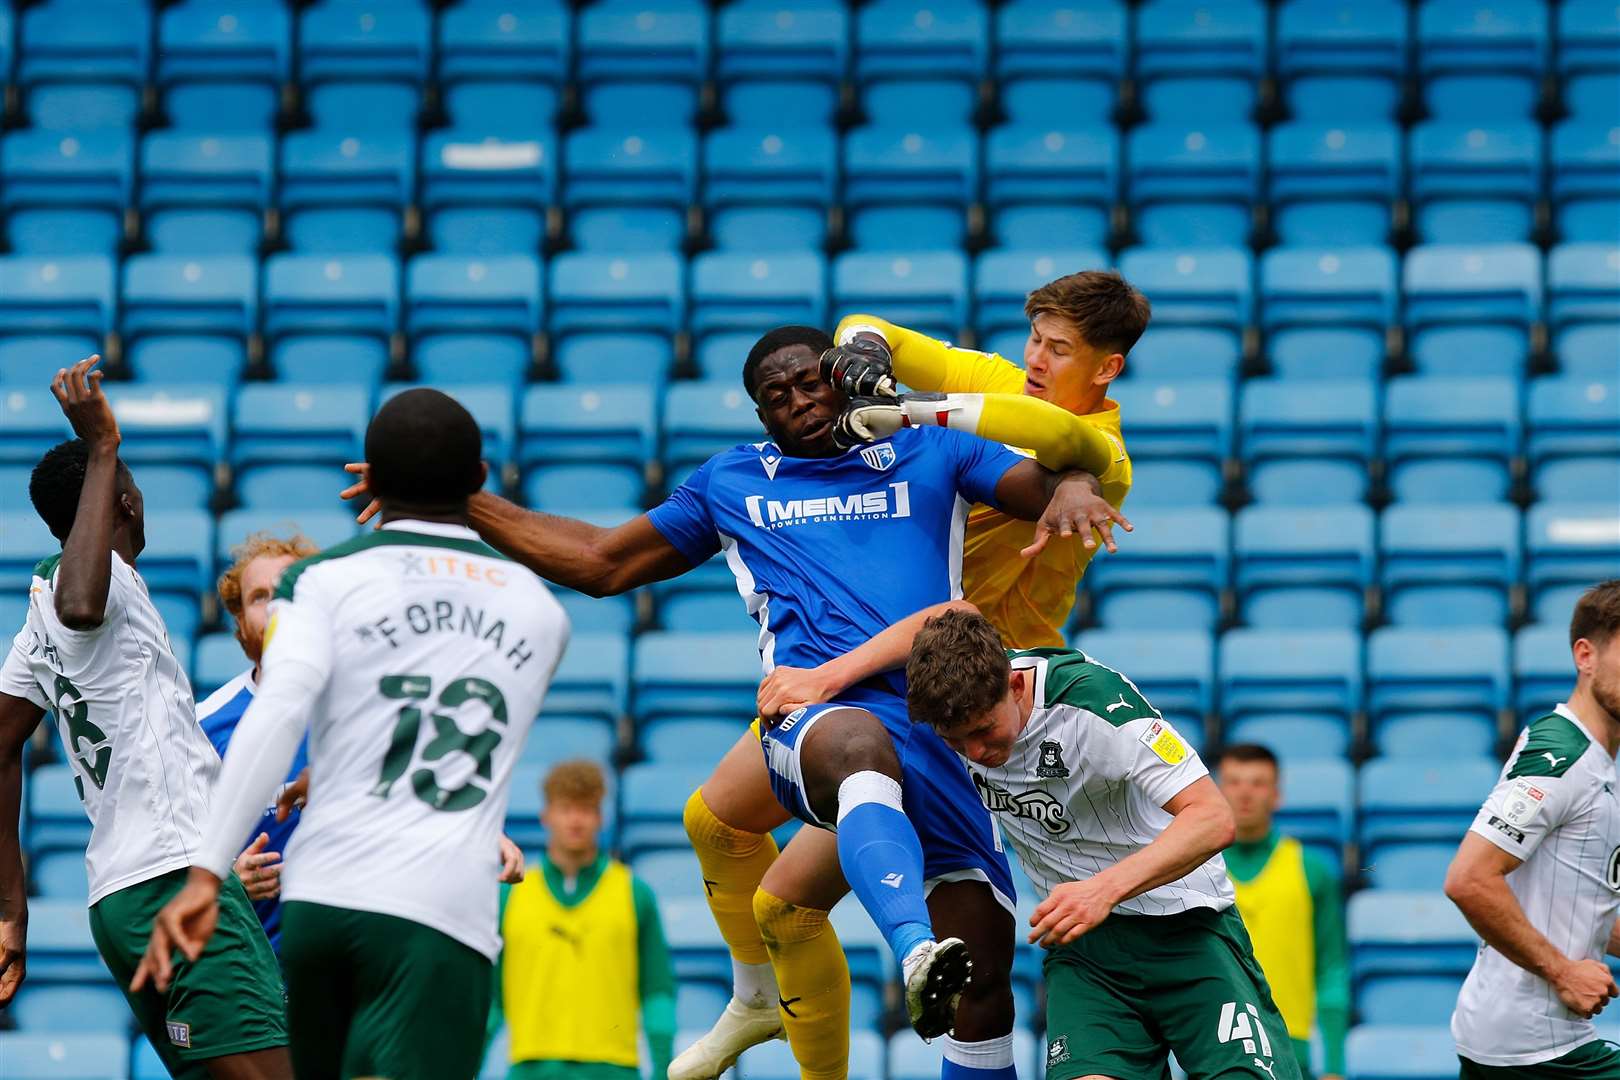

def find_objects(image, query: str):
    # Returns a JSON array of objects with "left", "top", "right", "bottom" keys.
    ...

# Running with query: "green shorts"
[
  {"left": 90, "top": 868, "right": 287, "bottom": 1076},
  {"left": 1042, "top": 905, "right": 1302, "bottom": 1080},
  {"left": 1461, "top": 1040, "right": 1620, "bottom": 1079},
  {"left": 281, "top": 900, "right": 492, "bottom": 1080}
]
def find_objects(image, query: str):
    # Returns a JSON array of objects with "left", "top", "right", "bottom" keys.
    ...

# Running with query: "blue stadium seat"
[
  {"left": 551, "top": 579, "right": 638, "bottom": 636},
  {"left": 1260, "top": 247, "right": 1396, "bottom": 381},
  {"left": 563, "top": 127, "right": 695, "bottom": 251},
  {"left": 10, "top": 983, "right": 130, "bottom": 1035},
  {"left": 1514, "top": 623, "right": 1574, "bottom": 721},
  {"left": 0, "top": 511, "right": 58, "bottom": 595},
  {"left": 1383, "top": 376, "right": 1520, "bottom": 503},
  {"left": 1527, "top": 503, "right": 1620, "bottom": 624},
  {"left": 631, "top": 632, "right": 760, "bottom": 730},
  {"left": 1380, "top": 504, "right": 1522, "bottom": 628},
  {"left": 1083, "top": 507, "right": 1227, "bottom": 630},
  {"left": 25, "top": 765, "right": 91, "bottom": 859},
  {"left": 1266, "top": 124, "right": 1402, "bottom": 247},
  {"left": 673, "top": 979, "right": 731, "bottom": 1033},
  {"left": 279, "top": 130, "right": 414, "bottom": 254},
  {"left": 138, "top": 510, "right": 214, "bottom": 601},
  {"left": 138, "top": 132, "right": 273, "bottom": 255},
  {"left": 230, "top": 383, "right": 370, "bottom": 509},
  {"left": 744, "top": 1031, "right": 884, "bottom": 1080},
  {"left": 1551, "top": 122, "right": 1620, "bottom": 245},
  {"left": 1275, "top": 1, "right": 1407, "bottom": 122},
  {"left": 575, "top": 0, "right": 708, "bottom": 126},
  {"left": 214, "top": 508, "right": 355, "bottom": 572},
  {"left": 1107, "top": 380, "right": 1232, "bottom": 505},
  {"left": 631, "top": 848, "right": 707, "bottom": 907},
  {"left": 1233, "top": 504, "right": 1375, "bottom": 629},
  {"left": 1360, "top": 756, "right": 1501, "bottom": 881},
  {"left": 854, "top": 0, "right": 988, "bottom": 127},
  {"left": 297, "top": 2, "right": 430, "bottom": 131},
  {"left": 620, "top": 760, "right": 715, "bottom": 855},
  {"left": 1345, "top": 1025, "right": 1459, "bottom": 1080},
  {"left": 27, "top": 896, "right": 110, "bottom": 985},
  {"left": 156, "top": 2, "right": 290, "bottom": 132},
  {"left": 715, "top": 1, "right": 847, "bottom": 127},
  {"left": 1547, "top": 243, "right": 1620, "bottom": 376},
  {"left": 640, "top": 718, "right": 750, "bottom": 764},
  {"left": 1528, "top": 375, "right": 1620, "bottom": 501},
  {"left": 1348, "top": 892, "right": 1477, "bottom": 1023},
  {"left": 535, "top": 631, "right": 630, "bottom": 728},
  {"left": 1116, "top": 248, "right": 1252, "bottom": 381},
  {"left": 701, "top": 127, "right": 838, "bottom": 252},
  {"left": 547, "top": 252, "right": 685, "bottom": 385},
  {"left": 1557, "top": 1, "right": 1620, "bottom": 121},
  {"left": 690, "top": 252, "right": 827, "bottom": 380},
  {"left": 132, "top": 1036, "right": 170, "bottom": 1080},
  {"left": 1403, "top": 244, "right": 1541, "bottom": 377},
  {"left": 1219, "top": 629, "right": 1362, "bottom": 762},
  {"left": 18, "top": 2, "right": 149, "bottom": 130},
  {"left": 405, "top": 255, "right": 542, "bottom": 388},
  {"left": 104, "top": 382, "right": 227, "bottom": 503},
  {"left": 1072, "top": 630, "right": 1214, "bottom": 747},
  {"left": 436, "top": 0, "right": 568, "bottom": 133},
  {"left": 518, "top": 383, "right": 655, "bottom": 511},
  {"left": 1411, "top": 122, "right": 1542, "bottom": 244},
  {"left": 1417, "top": 0, "right": 1548, "bottom": 121},
  {"left": 665, "top": 899, "right": 736, "bottom": 984},
  {"left": 0, "top": 129, "right": 133, "bottom": 255},
  {"left": 262, "top": 254, "right": 400, "bottom": 388},
  {"left": 119, "top": 255, "right": 257, "bottom": 386},
  {"left": 193, "top": 631, "right": 249, "bottom": 700},
  {"left": 1367, "top": 627, "right": 1510, "bottom": 757},
  {"left": 420, "top": 132, "right": 556, "bottom": 256},
  {"left": 1134, "top": 0, "right": 1265, "bottom": 121},
  {"left": 28, "top": 850, "right": 87, "bottom": 902},
  {"left": 974, "top": 249, "right": 1109, "bottom": 360},
  {"left": 994, "top": 0, "right": 1125, "bottom": 125},
  {"left": 985, "top": 126, "right": 1116, "bottom": 250},
  {"left": 832, "top": 251, "right": 969, "bottom": 343},
  {"left": 844, "top": 125, "right": 978, "bottom": 251},
  {"left": 1240, "top": 377, "right": 1376, "bottom": 504},
  {"left": 662, "top": 380, "right": 762, "bottom": 483},
  {"left": 516, "top": 716, "right": 617, "bottom": 769},
  {"left": 0, "top": 6, "right": 10, "bottom": 88},
  {"left": 1126, "top": 124, "right": 1260, "bottom": 249},
  {"left": 0, "top": 255, "right": 114, "bottom": 385},
  {"left": 0, "top": 1033, "right": 130, "bottom": 1080}
]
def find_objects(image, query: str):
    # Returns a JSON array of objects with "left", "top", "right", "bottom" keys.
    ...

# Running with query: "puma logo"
[
  {"left": 1541, "top": 752, "right": 1568, "bottom": 769},
  {"left": 1254, "top": 1061, "right": 1275, "bottom": 1078},
  {"left": 779, "top": 995, "right": 802, "bottom": 1018},
  {"left": 1105, "top": 694, "right": 1132, "bottom": 714}
]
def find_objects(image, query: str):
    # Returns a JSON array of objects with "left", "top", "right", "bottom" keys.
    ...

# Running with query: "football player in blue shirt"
[{"left": 342, "top": 326, "right": 1119, "bottom": 1069}]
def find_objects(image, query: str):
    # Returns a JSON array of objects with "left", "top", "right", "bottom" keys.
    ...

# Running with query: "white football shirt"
[
  {"left": 1453, "top": 705, "right": 1620, "bottom": 1067},
  {"left": 1, "top": 552, "right": 216, "bottom": 904}
]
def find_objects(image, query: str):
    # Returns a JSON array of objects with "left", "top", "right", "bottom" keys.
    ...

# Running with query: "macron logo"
[
  {"left": 745, "top": 481, "right": 911, "bottom": 530},
  {"left": 880, "top": 873, "right": 905, "bottom": 889}
]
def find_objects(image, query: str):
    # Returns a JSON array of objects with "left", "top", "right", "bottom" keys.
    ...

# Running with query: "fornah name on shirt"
[{"left": 351, "top": 599, "right": 538, "bottom": 672}]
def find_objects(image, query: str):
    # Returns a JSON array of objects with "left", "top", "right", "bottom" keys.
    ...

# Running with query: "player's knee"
[
  {"left": 752, "top": 887, "right": 831, "bottom": 948},
  {"left": 684, "top": 787, "right": 764, "bottom": 855}
]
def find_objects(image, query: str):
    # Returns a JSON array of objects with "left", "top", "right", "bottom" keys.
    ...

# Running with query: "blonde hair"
[
  {"left": 544, "top": 759, "right": 607, "bottom": 808},
  {"left": 217, "top": 532, "right": 320, "bottom": 617}
]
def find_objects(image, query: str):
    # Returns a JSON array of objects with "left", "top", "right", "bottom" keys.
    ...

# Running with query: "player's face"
[
  {"left": 752, "top": 346, "right": 846, "bottom": 457},
  {"left": 1217, "top": 759, "right": 1280, "bottom": 838},
  {"left": 1021, "top": 313, "right": 1115, "bottom": 413},
  {"left": 1580, "top": 632, "right": 1620, "bottom": 723},
  {"left": 543, "top": 798, "right": 602, "bottom": 859},
  {"left": 940, "top": 693, "right": 1023, "bottom": 769},
  {"left": 234, "top": 554, "right": 299, "bottom": 664}
]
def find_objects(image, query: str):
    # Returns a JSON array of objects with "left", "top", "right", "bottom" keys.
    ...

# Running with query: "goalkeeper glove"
[
  {"left": 820, "top": 335, "right": 897, "bottom": 399},
  {"left": 831, "top": 392, "right": 957, "bottom": 449}
]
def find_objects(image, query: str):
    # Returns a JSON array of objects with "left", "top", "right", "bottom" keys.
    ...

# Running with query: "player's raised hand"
[
  {"left": 233, "top": 833, "right": 283, "bottom": 901},
  {"left": 276, "top": 767, "right": 309, "bottom": 822},
  {"left": 341, "top": 462, "right": 383, "bottom": 526},
  {"left": 131, "top": 869, "right": 223, "bottom": 994},
  {"left": 1552, "top": 957, "right": 1619, "bottom": 1018},
  {"left": 820, "top": 335, "right": 897, "bottom": 399},
  {"left": 1021, "top": 474, "right": 1133, "bottom": 559},
  {"left": 50, "top": 355, "right": 121, "bottom": 449},
  {"left": 1028, "top": 877, "right": 1118, "bottom": 948},
  {"left": 831, "top": 397, "right": 904, "bottom": 449},
  {"left": 0, "top": 908, "right": 26, "bottom": 1007},
  {"left": 497, "top": 835, "right": 525, "bottom": 883},
  {"left": 757, "top": 665, "right": 842, "bottom": 720}
]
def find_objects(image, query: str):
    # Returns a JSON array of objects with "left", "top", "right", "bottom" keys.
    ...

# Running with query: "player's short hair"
[
  {"left": 1024, "top": 270, "right": 1152, "bottom": 357},
  {"left": 29, "top": 438, "right": 133, "bottom": 542},
  {"left": 1214, "top": 743, "right": 1280, "bottom": 774},
  {"left": 1571, "top": 580, "right": 1620, "bottom": 649},
  {"left": 218, "top": 532, "right": 321, "bottom": 618},
  {"left": 544, "top": 759, "right": 607, "bottom": 808},
  {"left": 365, "top": 389, "right": 484, "bottom": 508},
  {"left": 907, "top": 609, "right": 1013, "bottom": 732},
  {"left": 743, "top": 325, "right": 834, "bottom": 402}
]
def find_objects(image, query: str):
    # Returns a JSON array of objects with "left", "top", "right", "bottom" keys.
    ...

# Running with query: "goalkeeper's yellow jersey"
[{"left": 836, "top": 316, "right": 1132, "bottom": 649}]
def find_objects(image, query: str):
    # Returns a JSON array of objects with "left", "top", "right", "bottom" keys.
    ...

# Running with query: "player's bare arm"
[
  {"left": 1446, "top": 832, "right": 1620, "bottom": 1018},
  {"left": 1028, "top": 776, "right": 1236, "bottom": 948},
  {"left": 0, "top": 692, "right": 45, "bottom": 1007},
  {"left": 48, "top": 356, "right": 123, "bottom": 630},
  {"left": 994, "top": 462, "right": 1132, "bottom": 557}
]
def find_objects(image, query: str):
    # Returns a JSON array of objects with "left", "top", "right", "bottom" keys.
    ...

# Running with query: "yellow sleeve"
[
  {"left": 836, "top": 314, "right": 1026, "bottom": 395},
  {"left": 976, "top": 394, "right": 1126, "bottom": 477}
]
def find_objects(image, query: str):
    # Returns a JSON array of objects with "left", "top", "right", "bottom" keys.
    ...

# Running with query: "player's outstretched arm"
[
  {"left": 834, "top": 315, "right": 1023, "bottom": 395},
  {"left": 993, "top": 463, "right": 1133, "bottom": 558},
  {"left": 1446, "top": 833, "right": 1619, "bottom": 1018},
  {"left": 466, "top": 493, "right": 694, "bottom": 597},
  {"left": 49, "top": 356, "right": 122, "bottom": 630},
  {"left": 0, "top": 692, "right": 44, "bottom": 1007}
]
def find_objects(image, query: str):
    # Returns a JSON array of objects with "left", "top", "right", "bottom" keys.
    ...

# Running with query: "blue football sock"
[
  {"left": 835, "top": 771, "right": 934, "bottom": 966},
  {"left": 943, "top": 1034, "right": 1018, "bottom": 1080}
]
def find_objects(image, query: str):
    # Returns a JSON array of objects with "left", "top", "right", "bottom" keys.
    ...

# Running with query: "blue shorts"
[{"left": 760, "top": 685, "right": 1016, "bottom": 912}]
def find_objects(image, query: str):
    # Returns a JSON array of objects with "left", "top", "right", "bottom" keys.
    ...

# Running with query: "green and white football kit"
[
  {"left": 964, "top": 647, "right": 1298, "bottom": 1080},
  {"left": 1, "top": 552, "right": 287, "bottom": 1076},
  {"left": 195, "top": 520, "right": 569, "bottom": 1080},
  {"left": 1454, "top": 706, "right": 1620, "bottom": 1078}
]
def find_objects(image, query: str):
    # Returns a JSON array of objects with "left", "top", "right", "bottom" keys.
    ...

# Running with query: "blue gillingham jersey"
[
  {"left": 647, "top": 426, "right": 1025, "bottom": 692},
  {"left": 197, "top": 668, "right": 308, "bottom": 953}
]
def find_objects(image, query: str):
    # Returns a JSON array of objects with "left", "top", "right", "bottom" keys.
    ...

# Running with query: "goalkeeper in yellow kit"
[{"left": 673, "top": 270, "right": 1146, "bottom": 1080}]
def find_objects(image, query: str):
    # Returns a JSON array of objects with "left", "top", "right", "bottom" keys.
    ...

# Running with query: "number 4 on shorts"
[{"left": 1216, "top": 1001, "right": 1273, "bottom": 1059}]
